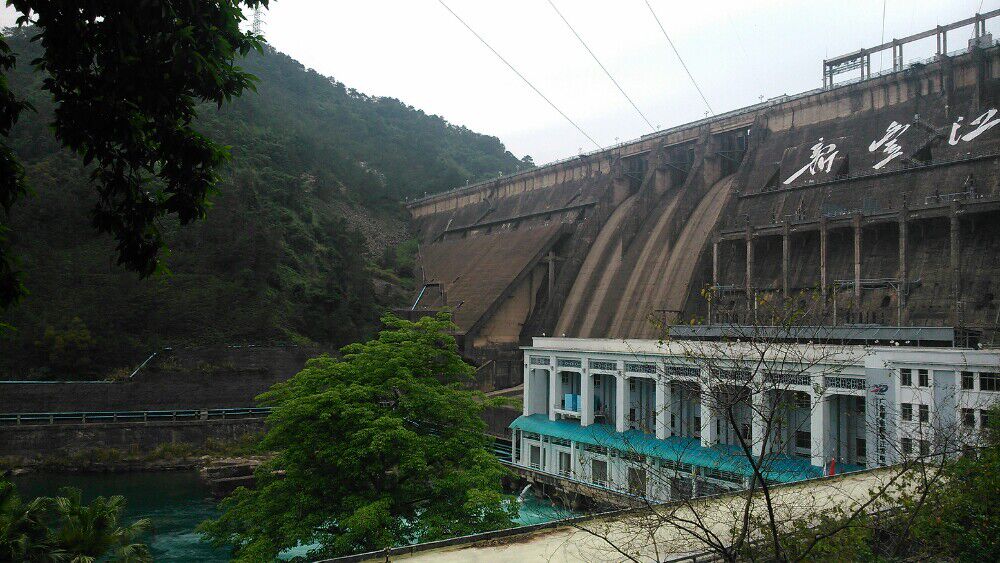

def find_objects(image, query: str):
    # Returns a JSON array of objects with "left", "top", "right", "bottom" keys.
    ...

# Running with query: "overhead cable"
[
  {"left": 546, "top": 0, "right": 656, "bottom": 132},
  {"left": 438, "top": 0, "right": 602, "bottom": 149},
  {"left": 643, "top": 0, "right": 715, "bottom": 115}
]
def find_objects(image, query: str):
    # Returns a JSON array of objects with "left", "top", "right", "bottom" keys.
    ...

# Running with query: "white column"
[
  {"left": 701, "top": 383, "right": 718, "bottom": 448},
  {"left": 811, "top": 393, "right": 832, "bottom": 469},
  {"left": 570, "top": 441, "right": 578, "bottom": 478},
  {"left": 655, "top": 378, "right": 672, "bottom": 439},
  {"left": 522, "top": 363, "right": 531, "bottom": 416},
  {"left": 581, "top": 369, "right": 594, "bottom": 427},
  {"left": 616, "top": 373, "right": 627, "bottom": 433},
  {"left": 549, "top": 369, "right": 559, "bottom": 421},
  {"left": 751, "top": 389, "right": 771, "bottom": 458}
]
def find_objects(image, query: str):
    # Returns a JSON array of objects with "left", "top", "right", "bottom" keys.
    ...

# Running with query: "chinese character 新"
[{"left": 783, "top": 138, "right": 839, "bottom": 185}]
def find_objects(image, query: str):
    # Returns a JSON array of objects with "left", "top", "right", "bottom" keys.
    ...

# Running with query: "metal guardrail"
[{"left": 0, "top": 407, "right": 272, "bottom": 426}]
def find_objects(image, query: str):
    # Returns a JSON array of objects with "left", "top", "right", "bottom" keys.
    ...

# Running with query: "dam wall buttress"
[{"left": 407, "top": 44, "right": 1000, "bottom": 389}]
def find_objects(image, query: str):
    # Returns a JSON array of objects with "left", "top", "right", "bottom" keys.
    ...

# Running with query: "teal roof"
[{"left": 510, "top": 414, "right": 862, "bottom": 484}]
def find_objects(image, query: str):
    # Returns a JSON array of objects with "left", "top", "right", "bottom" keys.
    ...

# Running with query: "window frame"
[
  {"left": 918, "top": 369, "right": 929, "bottom": 387},
  {"left": 961, "top": 371, "right": 975, "bottom": 390},
  {"left": 900, "top": 402, "right": 912, "bottom": 421},
  {"left": 558, "top": 451, "right": 572, "bottom": 477},
  {"left": 980, "top": 372, "right": 999, "bottom": 392},
  {"left": 795, "top": 430, "right": 811, "bottom": 450},
  {"left": 962, "top": 408, "right": 976, "bottom": 427},
  {"left": 918, "top": 404, "right": 929, "bottom": 423},
  {"left": 591, "top": 459, "right": 608, "bottom": 486},
  {"left": 900, "top": 368, "right": 912, "bottom": 386}
]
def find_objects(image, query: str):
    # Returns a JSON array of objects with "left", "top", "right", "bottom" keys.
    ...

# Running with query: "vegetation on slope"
[
  {"left": 0, "top": 32, "right": 530, "bottom": 379},
  {"left": 199, "top": 314, "right": 516, "bottom": 561}
]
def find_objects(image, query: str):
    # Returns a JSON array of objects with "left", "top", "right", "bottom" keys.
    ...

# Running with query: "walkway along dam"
[{"left": 405, "top": 15, "right": 1000, "bottom": 389}]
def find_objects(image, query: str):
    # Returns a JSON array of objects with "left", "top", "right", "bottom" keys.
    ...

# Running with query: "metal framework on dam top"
[{"left": 823, "top": 9, "right": 1000, "bottom": 87}]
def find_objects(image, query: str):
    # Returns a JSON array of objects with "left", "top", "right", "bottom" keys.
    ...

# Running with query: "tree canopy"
[
  {"left": 0, "top": 1, "right": 270, "bottom": 310},
  {"left": 199, "top": 314, "right": 516, "bottom": 560},
  {"left": 0, "top": 26, "right": 530, "bottom": 379},
  {"left": 0, "top": 477, "right": 151, "bottom": 562}
]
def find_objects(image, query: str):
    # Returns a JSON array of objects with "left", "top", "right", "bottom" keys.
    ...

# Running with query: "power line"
[
  {"left": 437, "top": 0, "right": 602, "bottom": 149},
  {"left": 879, "top": 0, "right": 887, "bottom": 71},
  {"left": 643, "top": 0, "right": 714, "bottom": 115},
  {"left": 546, "top": 0, "right": 655, "bottom": 132}
]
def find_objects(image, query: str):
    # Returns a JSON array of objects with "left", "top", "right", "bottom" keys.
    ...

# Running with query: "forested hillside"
[{"left": 0, "top": 30, "right": 530, "bottom": 379}]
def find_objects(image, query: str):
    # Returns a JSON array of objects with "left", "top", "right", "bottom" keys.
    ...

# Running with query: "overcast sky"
[
  {"left": 3, "top": 1, "right": 997, "bottom": 164},
  {"left": 261, "top": 0, "right": 996, "bottom": 163}
]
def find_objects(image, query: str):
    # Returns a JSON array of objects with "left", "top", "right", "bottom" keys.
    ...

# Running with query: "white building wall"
[{"left": 517, "top": 340, "right": 1000, "bottom": 479}]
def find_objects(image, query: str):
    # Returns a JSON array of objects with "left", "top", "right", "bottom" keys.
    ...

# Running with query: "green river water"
[{"left": 12, "top": 470, "right": 576, "bottom": 562}]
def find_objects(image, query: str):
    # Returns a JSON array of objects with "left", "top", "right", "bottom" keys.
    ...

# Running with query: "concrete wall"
[
  {"left": 0, "top": 419, "right": 264, "bottom": 459},
  {"left": 407, "top": 45, "right": 1000, "bottom": 373},
  {"left": 0, "top": 346, "right": 320, "bottom": 413}
]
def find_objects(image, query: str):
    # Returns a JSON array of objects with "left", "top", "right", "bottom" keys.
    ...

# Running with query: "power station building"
[{"left": 508, "top": 334, "right": 1000, "bottom": 500}]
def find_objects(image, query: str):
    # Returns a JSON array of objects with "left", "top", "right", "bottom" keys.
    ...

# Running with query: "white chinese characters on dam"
[
  {"left": 783, "top": 138, "right": 839, "bottom": 185},
  {"left": 786, "top": 110, "right": 999, "bottom": 184},
  {"left": 869, "top": 121, "right": 910, "bottom": 169},
  {"left": 949, "top": 109, "right": 1000, "bottom": 145}
]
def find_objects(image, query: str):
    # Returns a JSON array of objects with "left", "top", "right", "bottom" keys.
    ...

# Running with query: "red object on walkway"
[{"left": 828, "top": 457, "right": 836, "bottom": 476}]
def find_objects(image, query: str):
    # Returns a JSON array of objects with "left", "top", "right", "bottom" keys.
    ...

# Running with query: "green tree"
[
  {"left": 199, "top": 313, "right": 516, "bottom": 560},
  {"left": 907, "top": 404, "right": 1000, "bottom": 561},
  {"left": 48, "top": 487, "right": 152, "bottom": 562},
  {"left": 36, "top": 316, "right": 98, "bottom": 376},
  {"left": 1, "top": 477, "right": 151, "bottom": 562},
  {"left": 0, "top": 31, "right": 529, "bottom": 379},
  {"left": 0, "top": 479, "right": 55, "bottom": 561},
  {"left": 0, "top": 0, "right": 269, "bottom": 310}
]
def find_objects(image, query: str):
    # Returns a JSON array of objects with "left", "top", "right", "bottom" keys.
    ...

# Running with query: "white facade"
[{"left": 512, "top": 337, "right": 1000, "bottom": 500}]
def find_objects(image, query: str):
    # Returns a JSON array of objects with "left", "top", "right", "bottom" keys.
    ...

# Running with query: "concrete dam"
[{"left": 406, "top": 23, "right": 1000, "bottom": 389}]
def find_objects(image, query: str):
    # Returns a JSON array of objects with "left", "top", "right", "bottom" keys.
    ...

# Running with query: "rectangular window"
[
  {"left": 901, "top": 437, "right": 912, "bottom": 455},
  {"left": 627, "top": 467, "right": 647, "bottom": 496},
  {"left": 919, "top": 404, "right": 929, "bottom": 423},
  {"left": 796, "top": 430, "right": 811, "bottom": 449},
  {"left": 529, "top": 446, "right": 541, "bottom": 469},
  {"left": 591, "top": 459, "right": 608, "bottom": 486},
  {"left": 856, "top": 438, "right": 867, "bottom": 458},
  {"left": 900, "top": 368, "right": 912, "bottom": 386},
  {"left": 962, "top": 371, "right": 975, "bottom": 390},
  {"left": 919, "top": 440, "right": 930, "bottom": 456},
  {"left": 963, "top": 408, "right": 976, "bottom": 427},
  {"left": 558, "top": 451, "right": 571, "bottom": 477},
  {"left": 918, "top": 369, "right": 929, "bottom": 387},
  {"left": 901, "top": 403, "right": 912, "bottom": 421},
  {"left": 982, "top": 409, "right": 992, "bottom": 428},
  {"left": 981, "top": 372, "right": 999, "bottom": 392}
]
